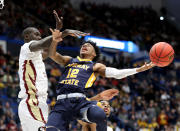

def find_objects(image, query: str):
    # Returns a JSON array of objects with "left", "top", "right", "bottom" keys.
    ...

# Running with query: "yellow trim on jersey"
[
  {"left": 86, "top": 98, "right": 91, "bottom": 101},
  {"left": 85, "top": 72, "right": 96, "bottom": 88},
  {"left": 77, "top": 56, "right": 92, "bottom": 62},
  {"left": 97, "top": 101, "right": 102, "bottom": 108}
]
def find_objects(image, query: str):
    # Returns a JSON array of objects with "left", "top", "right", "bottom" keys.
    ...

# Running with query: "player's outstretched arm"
[
  {"left": 89, "top": 89, "right": 119, "bottom": 101},
  {"left": 93, "top": 62, "right": 155, "bottom": 79},
  {"left": 29, "top": 29, "right": 89, "bottom": 53}
]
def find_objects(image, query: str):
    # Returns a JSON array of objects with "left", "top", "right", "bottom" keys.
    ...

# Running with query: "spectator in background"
[
  {"left": 5, "top": 111, "right": 14, "bottom": 124},
  {"left": 2, "top": 66, "right": 13, "bottom": 85},
  {"left": 113, "top": 122, "right": 121, "bottom": 131},
  {"left": 0, "top": 57, "right": 6, "bottom": 69},
  {"left": 146, "top": 100, "right": 156, "bottom": 121},
  {"left": 50, "top": 97, "right": 56, "bottom": 109},
  {"left": 0, "top": 119, "right": 6, "bottom": 131},
  {"left": 122, "top": 83, "right": 130, "bottom": 94},
  {"left": 161, "top": 91, "right": 170, "bottom": 101},
  {"left": 128, "top": 114, "right": 138, "bottom": 131},
  {"left": 50, "top": 66, "right": 62, "bottom": 79},
  {"left": 6, "top": 119, "right": 18, "bottom": 131},
  {"left": 0, "top": 100, "right": 4, "bottom": 118},
  {"left": 3, "top": 102, "right": 14, "bottom": 117},
  {"left": 168, "top": 108, "right": 178, "bottom": 125},
  {"left": 0, "top": 78, "right": 5, "bottom": 91},
  {"left": 157, "top": 110, "right": 168, "bottom": 130},
  {"left": 148, "top": 117, "right": 159, "bottom": 131},
  {"left": 174, "top": 119, "right": 180, "bottom": 131},
  {"left": 7, "top": 84, "right": 18, "bottom": 99}
]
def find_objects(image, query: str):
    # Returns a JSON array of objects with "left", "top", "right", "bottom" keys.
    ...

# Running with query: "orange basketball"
[{"left": 149, "top": 42, "right": 174, "bottom": 67}]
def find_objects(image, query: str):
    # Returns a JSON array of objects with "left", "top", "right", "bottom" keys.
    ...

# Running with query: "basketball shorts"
[{"left": 18, "top": 98, "right": 48, "bottom": 131}]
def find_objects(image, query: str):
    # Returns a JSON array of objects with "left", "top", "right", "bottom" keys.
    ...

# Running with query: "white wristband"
[{"left": 105, "top": 67, "right": 137, "bottom": 79}]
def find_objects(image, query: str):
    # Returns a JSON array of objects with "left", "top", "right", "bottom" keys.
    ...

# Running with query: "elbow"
[{"left": 48, "top": 52, "right": 55, "bottom": 58}]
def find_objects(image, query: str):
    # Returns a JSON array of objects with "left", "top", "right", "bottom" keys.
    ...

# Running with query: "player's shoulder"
[
  {"left": 93, "top": 63, "right": 105, "bottom": 68},
  {"left": 93, "top": 62, "right": 106, "bottom": 72},
  {"left": 22, "top": 40, "right": 37, "bottom": 49},
  {"left": 21, "top": 40, "right": 38, "bottom": 53}
]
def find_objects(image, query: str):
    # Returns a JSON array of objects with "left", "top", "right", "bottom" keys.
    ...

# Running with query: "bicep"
[
  {"left": 93, "top": 63, "right": 106, "bottom": 77},
  {"left": 29, "top": 41, "right": 43, "bottom": 52},
  {"left": 50, "top": 52, "right": 71, "bottom": 66}
]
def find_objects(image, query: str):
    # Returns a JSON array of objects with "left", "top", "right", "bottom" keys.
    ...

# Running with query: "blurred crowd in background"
[{"left": 0, "top": 0, "right": 180, "bottom": 131}]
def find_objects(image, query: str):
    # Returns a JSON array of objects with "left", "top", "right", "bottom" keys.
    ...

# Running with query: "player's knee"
[{"left": 87, "top": 106, "right": 106, "bottom": 123}]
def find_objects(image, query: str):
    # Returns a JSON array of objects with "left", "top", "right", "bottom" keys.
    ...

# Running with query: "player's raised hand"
[
  {"left": 53, "top": 10, "right": 63, "bottom": 30},
  {"left": 136, "top": 62, "right": 156, "bottom": 72},
  {"left": 62, "top": 29, "right": 90, "bottom": 38},
  {"left": 49, "top": 28, "right": 62, "bottom": 43},
  {"left": 99, "top": 89, "right": 119, "bottom": 101}
]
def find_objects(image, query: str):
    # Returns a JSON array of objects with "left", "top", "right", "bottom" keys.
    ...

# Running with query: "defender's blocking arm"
[{"left": 48, "top": 29, "right": 90, "bottom": 66}]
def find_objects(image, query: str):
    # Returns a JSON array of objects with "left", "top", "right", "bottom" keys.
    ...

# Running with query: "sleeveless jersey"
[
  {"left": 18, "top": 41, "right": 48, "bottom": 100},
  {"left": 56, "top": 56, "right": 96, "bottom": 95}
]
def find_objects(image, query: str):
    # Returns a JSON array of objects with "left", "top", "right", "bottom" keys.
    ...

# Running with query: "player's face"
[
  {"left": 30, "top": 28, "right": 42, "bottom": 41},
  {"left": 100, "top": 101, "right": 111, "bottom": 116},
  {"left": 80, "top": 43, "right": 96, "bottom": 57}
]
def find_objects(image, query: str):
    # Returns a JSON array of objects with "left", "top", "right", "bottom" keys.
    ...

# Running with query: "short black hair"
[
  {"left": 82, "top": 40, "right": 100, "bottom": 62},
  {"left": 22, "top": 27, "right": 36, "bottom": 38}
]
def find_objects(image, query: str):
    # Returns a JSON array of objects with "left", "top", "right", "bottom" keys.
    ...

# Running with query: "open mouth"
[
  {"left": 104, "top": 108, "right": 109, "bottom": 112},
  {"left": 82, "top": 48, "right": 88, "bottom": 52}
]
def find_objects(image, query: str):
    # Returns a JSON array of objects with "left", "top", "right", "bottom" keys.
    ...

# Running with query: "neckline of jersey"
[{"left": 77, "top": 56, "right": 92, "bottom": 62}]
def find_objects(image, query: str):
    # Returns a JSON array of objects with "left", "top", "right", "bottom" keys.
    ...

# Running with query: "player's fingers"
[
  {"left": 53, "top": 10, "right": 61, "bottom": 20},
  {"left": 73, "top": 33, "right": 81, "bottom": 37},
  {"left": 53, "top": 10, "right": 56, "bottom": 14},
  {"left": 49, "top": 28, "right": 54, "bottom": 33},
  {"left": 79, "top": 32, "right": 90, "bottom": 36},
  {"left": 53, "top": 10, "right": 58, "bottom": 16},
  {"left": 150, "top": 62, "right": 156, "bottom": 67},
  {"left": 110, "top": 89, "right": 119, "bottom": 93},
  {"left": 54, "top": 29, "right": 60, "bottom": 33}
]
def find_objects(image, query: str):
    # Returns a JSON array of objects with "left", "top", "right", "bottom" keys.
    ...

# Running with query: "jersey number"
[{"left": 66, "top": 68, "right": 79, "bottom": 78}]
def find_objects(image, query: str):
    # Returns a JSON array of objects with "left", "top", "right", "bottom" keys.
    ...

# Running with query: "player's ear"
[
  {"left": 24, "top": 35, "right": 29, "bottom": 40},
  {"left": 24, "top": 34, "right": 30, "bottom": 41}
]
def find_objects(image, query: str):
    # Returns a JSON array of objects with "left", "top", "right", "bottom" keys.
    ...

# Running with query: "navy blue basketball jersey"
[{"left": 56, "top": 56, "right": 96, "bottom": 95}]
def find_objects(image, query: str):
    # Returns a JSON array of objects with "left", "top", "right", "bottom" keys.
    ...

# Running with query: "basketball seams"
[
  {"left": 159, "top": 50, "right": 174, "bottom": 58},
  {"left": 154, "top": 44, "right": 159, "bottom": 58},
  {"left": 150, "top": 45, "right": 158, "bottom": 59},
  {"left": 151, "top": 60, "right": 163, "bottom": 67},
  {"left": 156, "top": 43, "right": 166, "bottom": 64}
]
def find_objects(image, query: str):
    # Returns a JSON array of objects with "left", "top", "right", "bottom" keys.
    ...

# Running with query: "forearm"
[
  {"left": 38, "top": 36, "right": 52, "bottom": 49},
  {"left": 29, "top": 36, "right": 52, "bottom": 52},
  {"left": 89, "top": 94, "right": 101, "bottom": 101},
  {"left": 105, "top": 67, "right": 137, "bottom": 79},
  {"left": 61, "top": 29, "right": 70, "bottom": 38},
  {"left": 48, "top": 40, "right": 58, "bottom": 57}
]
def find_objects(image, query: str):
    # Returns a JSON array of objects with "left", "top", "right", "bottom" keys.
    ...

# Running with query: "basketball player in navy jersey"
[{"left": 46, "top": 29, "right": 155, "bottom": 131}]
